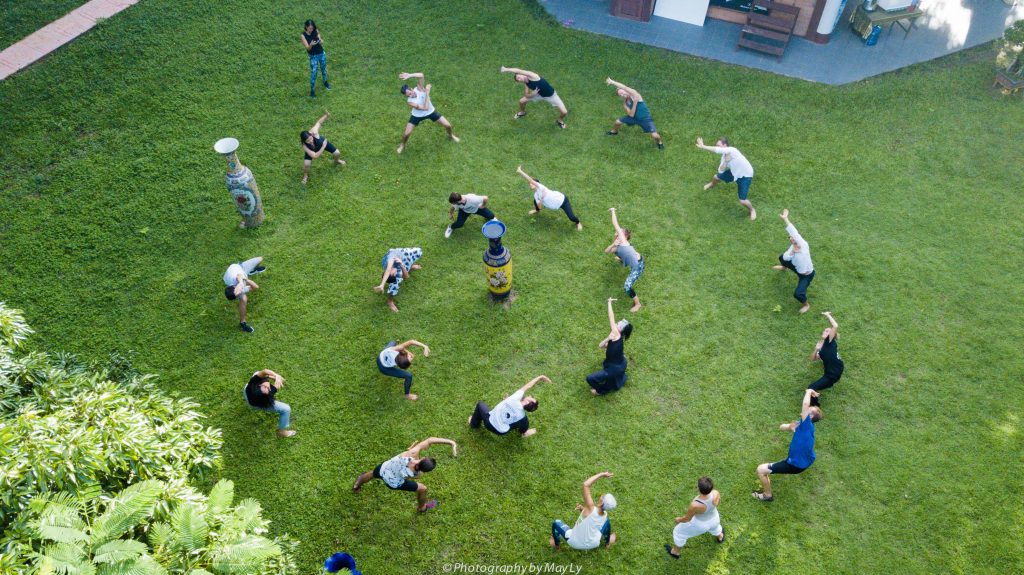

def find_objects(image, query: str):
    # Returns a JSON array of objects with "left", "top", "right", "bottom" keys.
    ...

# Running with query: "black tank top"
[
  {"left": 303, "top": 31, "right": 324, "bottom": 55},
  {"left": 526, "top": 77, "right": 554, "bottom": 98},
  {"left": 819, "top": 338, "right": 844, "bottom": 377}
]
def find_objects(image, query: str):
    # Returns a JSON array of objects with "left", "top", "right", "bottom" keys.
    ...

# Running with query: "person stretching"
[
  {"left": 665, "top": 476, "right": 724, "bottom": 558},
  {"left": 397, "top": 72, "right": 459, "bottom": 154},
  {"left": 753, "top": 388, "right": 821, "bottom": 502},
  {"left": 772, "top": 209, "right": 815, "bottom": 313},
  {"left": 243, "top": 369, "right": 295, "bottom": 438},
  {"left": 587, "top": 297, "right": 633, "bottom": 395},
  {"left": 499, "top": 66, "right": 568, "bottom": 128},
  {"left": 517, "top": 165, "right": 581, "bottom": 230},
  {"left": 605, "top": 78, "right": 663, "bottom": 150},
  {"left": 374, "top": 247, "right": 423, "bottom": 313},
  {"left": 446, "top": 192, "right": 495, "bottom": 238},
  {"left": 468, "top": 375, "right": 550, "bottom": 438},
  {"left": 695, "top": 137, "right": 756, "bottom": 221},
  {"left": 377, "top": 339, "right": 430, "bottom": 401},
  {"left": 550, "top": 472, "right": 617, "bottom": 550},
  {"left": 301, "top": 111, "right": 346, "bottom": 184},
  {"left": 809, "top": 311, "right": 844, "bottom": 393},
  {"left": 223, "top": 256, "right": 265, "bottom": 332},
  {"left": 604, "top": 208, "right": 643, "bottom": 312},
  {"left": 352, "top": 437, "right": 458, "bottom": 512}
]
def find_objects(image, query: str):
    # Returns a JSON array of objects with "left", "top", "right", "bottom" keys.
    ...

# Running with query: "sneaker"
[
  {"left": 606, "top": 130, "right": 618, "bottom": 136},
  {"left": 557, "top": 120, "right": 566, "bottom": 129},
  {"left": 444, "top": 226, "right": 453, "bottom": 238},
  {"left": 514, "top": 111, "right": 527, "bottom": 119},
  {"left": 658, "top": 142, "right": 665, "bottom": 151},
  {"left": 324, "top": 82, "right": 332, "bottom": 90},
  {"left": 250, "top": 266, "right": 266, "bottom": 275},
  {"left": 240, "top": 322, "right": 254, "bottom": 333}
]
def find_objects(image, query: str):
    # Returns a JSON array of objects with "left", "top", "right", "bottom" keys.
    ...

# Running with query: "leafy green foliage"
[
  {"left": 19, "top": 480, "right": 295, "bottom": 575},
  {"left": 998, "top": 20, "right": 1024, "bottom": 72}
]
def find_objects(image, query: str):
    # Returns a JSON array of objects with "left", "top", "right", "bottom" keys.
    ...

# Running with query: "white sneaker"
[{"left": 444, "top": 226, "right": 453, "bottom": 238}]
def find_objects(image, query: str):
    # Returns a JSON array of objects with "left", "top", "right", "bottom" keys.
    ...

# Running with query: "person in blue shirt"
[
  {"left": 604, "top": 78, "right": 663, "bottom": 150},
  {"left": 753, "top": 388, "right": 821, "bottom": 501}
]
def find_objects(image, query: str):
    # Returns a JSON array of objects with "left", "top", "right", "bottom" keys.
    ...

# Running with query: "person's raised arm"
[
  {"left": 500, "top": 66, "right": 538, "bottom": 79},
  {"left": 516, "top": 165, "right": 535, "bottom": 184},
  {"left": 609, "top": 207, "right": 623, "bottom": 233},
  {"left": 780, "top": 209, "right": 808, "bottom": 250},
  {"left": 800, "top": 389, "right": 818, "bottom": 420},
  {"left": 606, "top": 297, "right": 621, "bottom": 340},
  {"left": 518, "top": 375, "right": 551, "bottom": 394},
  {"left": 410, "top": 437, "right": 458, "bottom": 458},
  {"left": 397, "top": 340, "right": 430, "bottom": 356},
  {"left": 311, "top": 111, "right": 330, "bottom": 134},
  {"left": 695, "top": 137, "right": 715, "bottom": 152},
  {"left": 608, "top": 208, "right": 629, "bottom": 244},
  {"left": 582, "top": 471, "right": 613, "bottom": 510},
  {"left": 606, "top": 78, "right": 641, "bottom": 100},
  {"left": 823, "top": 311, "right": 839, "bottom": 340}
]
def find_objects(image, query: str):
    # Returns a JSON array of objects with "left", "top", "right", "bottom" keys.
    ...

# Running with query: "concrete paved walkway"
[
  {"left": 0, "top": 0, "right": 139, "bottom": 81},
  {"left": 542, "top": 0, "right": 1024, "bottom": 84}
]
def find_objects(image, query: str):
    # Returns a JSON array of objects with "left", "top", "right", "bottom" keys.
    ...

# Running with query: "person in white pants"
[
  {"left": 223, "top": 256, "right": 265, "bottom": 332},
  {"left": 665, "top": 476, "right": 724, "bottom": 558}
]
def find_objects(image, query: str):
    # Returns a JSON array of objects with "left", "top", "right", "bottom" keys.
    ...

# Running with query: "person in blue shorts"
[
  {"left": 752, "top": 388, "right": 822, "bottom": 501},
  {"left": 605, "top": 78, "right": 663, "bottom": 150},
  {"left": 352, "top": 437, "right": 458, "bottom": 513},
  {"left": 300, "top": 111, "right": 345, "bottom": 185},
  {"left": 604, "top": 207, "right": 644, "bottom": 312},
  {"left": 397, "top": 72, "right": 459, "bottom": 154},
  {"left": 695, "top": 137, "right": 756, "bottom": 221}
]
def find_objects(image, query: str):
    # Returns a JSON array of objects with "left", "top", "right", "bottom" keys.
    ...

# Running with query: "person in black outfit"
[
  {"left": 243, "top": 369, "right": 296, "bottom": 438},
  {"left": 809, "top": 311, "right": 844, "bottom": 393},
  {"left": 301, "top": 20, "right": 330, "bottom": 97},
  {"left": 500, "top": 66, "right": 568, "bottom": 128},
  {"left": 300, "top": 111, "right": 345, "bottom": 184},
  {"left": 588, "top": 298, "right": 633, "bottom": 395}
]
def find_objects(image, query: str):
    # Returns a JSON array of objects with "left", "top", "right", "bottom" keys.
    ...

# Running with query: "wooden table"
[{"left": 850, "top": 4, "right": 924, "bottom": 40}]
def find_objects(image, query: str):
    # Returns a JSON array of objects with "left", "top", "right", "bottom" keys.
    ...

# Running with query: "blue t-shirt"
[{"left": 786, "top": 415, "right": 816, "bottom": 469}]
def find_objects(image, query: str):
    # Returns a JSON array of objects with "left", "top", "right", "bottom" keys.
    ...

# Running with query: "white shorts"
[
  {"left": 672, "top": 519, "right": 722, "bottom": 547},
  {"left": 528, "top": 91, "right": 565, "bottom": 110}
]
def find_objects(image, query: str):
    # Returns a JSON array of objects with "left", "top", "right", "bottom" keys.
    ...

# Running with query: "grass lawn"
[
  {"left": 0, "top": 0, "right": 85, "bottom": 48},
  {"left": 2, "top": 1, "right": 1023, "bottom": 573}
]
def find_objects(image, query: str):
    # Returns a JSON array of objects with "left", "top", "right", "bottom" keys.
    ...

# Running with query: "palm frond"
[
  {"left": 91, "top": 481, "right": 163, "bottom": 545},
  {"left": 210, "top": 536, "right": 280, "bottom": 575},
  {"left": 92, "top": 539, "right": 148, "bottom": 564},
  {"left": 170, "top": 505, "right": 209, "bottom": 555}
]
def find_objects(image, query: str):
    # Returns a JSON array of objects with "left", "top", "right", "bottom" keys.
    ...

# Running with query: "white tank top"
[{"left": 692, "top": 494, "right": 719, "bottom": 526}]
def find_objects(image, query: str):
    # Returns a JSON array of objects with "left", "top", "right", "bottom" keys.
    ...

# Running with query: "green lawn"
[
  {"left": 0, "top": 0, "right": 84, "bottom": 48},
  {"left": 2, "top": 1, "right": 1023, "bottom": 574}
]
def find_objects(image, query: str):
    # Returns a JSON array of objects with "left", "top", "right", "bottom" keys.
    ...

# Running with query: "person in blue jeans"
[
  {"left": 301, "top": 20, "right": 331, "bottom": 98},
  {"left": 244, "top": 369, "right": 295, "bottom": 438},
  {"left": 550, "top": 471, "right": 617, "bottom": 550},
  {"left": 377, "top": 339, "right": 430, "bottom": 401},
  {"left": 752, "top": 388, "right": 822, "bottom": 501}
]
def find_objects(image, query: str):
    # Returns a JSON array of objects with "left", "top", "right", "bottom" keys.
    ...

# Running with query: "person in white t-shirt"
[
  {"left": 222, "top": 256, "right": 266, "bottom": 333},
  {"left": 397, "top": 72, "right": 459, "bottom": 154},
  {"left": 771, "top": 209, "right": 815, "bottom": 314},
  {"left": 695, "top": 137, "right": 756, "bottom": 221},
  {"left": 467, "top": 375, "right": 550, "bottom": 438},
  {"left": 550, "top": 471, "right": 617, "bottom": 551},
  {"left": 516, "top": 166, "right": 582, "bottom": 230},
  {"left": 352, "top": 436, "right": 458, "bottom": 512},
  {"left": 376, "top": 339, "right": 430, "bottom": 401},
  {"left": 445, "top": 192, "right": 496, "bottom": 237},
  {"left": 665, "top": 476, "right": 724, "bottom": 559}
]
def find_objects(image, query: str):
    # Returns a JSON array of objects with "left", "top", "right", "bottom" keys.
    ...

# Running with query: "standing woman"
[
  {"left": 373, "top": 247, "right": 423, "bottom": 313},
  {"left": 587, "top": 297, "right": 633, "bottom": 396},
  {"left": 301, "top": 20, "right": 331, "bottom": 98},
  {"left": 604, "top": 207, "right": 644, "bottom": 312}
]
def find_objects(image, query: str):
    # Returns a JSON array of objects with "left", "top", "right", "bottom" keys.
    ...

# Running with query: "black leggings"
[
  {"left": 452, "top": 207, "right": 496, "bottom": 229},
  {"left": 533, "top": 196, "right": 579, "bottom": 224},
  {"left": 809, "top": 373, "right": 841, "bottom": 392}
]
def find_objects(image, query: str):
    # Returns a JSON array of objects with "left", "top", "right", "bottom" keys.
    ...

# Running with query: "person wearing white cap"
[
  {"left": 665, "top": 476, "right": 724, "bottom": 559},
  {"left": 550, "top": 471, "right": 617, "bottom": 550}
]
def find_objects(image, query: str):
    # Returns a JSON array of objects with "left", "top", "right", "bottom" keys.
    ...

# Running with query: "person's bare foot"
[
  {"left": 405, "top": 393, "right": 418, "bottom": 401},
  {"left": 607, "top": 533, "right": 617, "bottom": 547},
  {"left": 277, "top": 429, "right": 296, "bottom": 438},
  {"left": 301, "top": 175, "right": 308, "bottom": 185},
  {"left": 450, "top": 135, "right": 460, "bottom": 143},
  {"left": 703, "top": 182, "right": 714, "bottom": 191},
  {"left": 522, "top": 428, "right": 537, "bottom": 438},
  {"left": 388, "top": 301, "right": 400, "bottom": 313},
  {"left": 411, "top": 264, "right": 422, "bottom": 270},
  {"left": 591, "top": 389, "right": 598, "bottom": 396},
  {"left": 396, "top": 144, "right": 405, "bottom": 154},
  {"left": 549, "top": 537, "right": 561, "bottom": 550},
  {"left": 352, "top": 481, "right": 362, "bottom": 493},
  {"left": 528, "top": 209, "right": 538, "bottom": 215},
  {"left": 630, "top": 302, "right": 642, "bottom": 312},
  {"left": 771, "top": 265, "right": 785, "bottom": 270},
  {"left": 467, "top": 415, "right": 473, "bottom": 426},
  {"left": 749, "top": 208, "right": 757, "bottom": 221},
  {"left": 799, "top": 302, "right": 811, "bottom": 314},
  {"left": 576, "top": 222, "right": 583, "bottom": 231},
  {"left": 336, "top": 159, "right": 346, "bottom": 166}
]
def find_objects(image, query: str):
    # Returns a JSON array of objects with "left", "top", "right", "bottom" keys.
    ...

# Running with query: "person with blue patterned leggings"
[
  {"left": 301, "top": 20, "right": 331, "bottom": 98},
  {"left": 373, "top": 248, "right": 423, "bottom": 313},
  {"left": 604, "top": 207, "right": 644, "bottom": 312}
]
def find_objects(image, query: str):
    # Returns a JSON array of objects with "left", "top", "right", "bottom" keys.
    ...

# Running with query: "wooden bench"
[
  {"left": 737, "top": 0, "right": 800, "bottom": 59},
  {"left": 993, "top": 66, "right": 1024, "bottom": 95}
]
